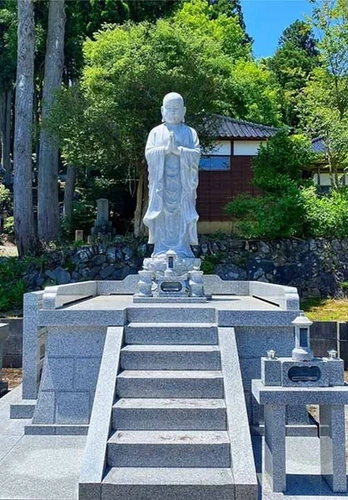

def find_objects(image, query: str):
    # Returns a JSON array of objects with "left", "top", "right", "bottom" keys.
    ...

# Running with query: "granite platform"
[
  {"left": 1, "top": 386, "right": 347, "bottom": 499},
  {"left": 5, "top": 277, "right": 346, "bottom": 499}
]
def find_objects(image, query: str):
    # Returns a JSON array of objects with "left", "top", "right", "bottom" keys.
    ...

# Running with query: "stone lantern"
[{"left": 291, "top": 314, "right": 313, "bottom": 362}]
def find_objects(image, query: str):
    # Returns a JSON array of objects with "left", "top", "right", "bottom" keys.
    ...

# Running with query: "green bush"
[
  {"left": 302, "top": 186, "right": 348, "bottom": 238},
  {"left": 61, "top": 200, "right": 96, "bottom": 239},
  {"left": 3, "top": 216, "right": 14, "bottom": 237},
  {"left": 226, "top": 182, "right": 306, "bottom": 239},
  {"left": 0, "top": 184, "right": 11, "bottom": 207},
  {"left": 0, "top": 257, "right": 28, "bottom": 313}
]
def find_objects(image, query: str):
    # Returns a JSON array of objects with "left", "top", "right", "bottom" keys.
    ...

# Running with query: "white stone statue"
[{"left": 143, "top": 92, "right": 201, "bottom": 258}]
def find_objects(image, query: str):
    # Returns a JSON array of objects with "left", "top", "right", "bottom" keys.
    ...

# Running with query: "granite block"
[
  {"left": 10, "top": 401, "right": 36, "bottom": 419},
  {"left": 56, "top": 425, "right": 89, "bottom": 435},
  {"left": 39, "top": 309, "right": 126, "bottom": 327},
  {"left": 133, "top": 296, "right": 208, "bottom": 303},
  {"left": 107, "top": 430, "right": 230, "bottom": 468},
  {"left": 252, "top": 380, "right": 348, "bottom": 405},
  {"left": 125, "top": 323, "right": 218, "bottom": 345},
  {"left": 218, "top": 328, "right": 258, "bottom": 495},
  {"left": 47, "top": 327, "right": 106, "bottom": 357},
  {"left": 25, "top": 425, "right": 56, "bottom": 435},
  {"left": 120, "top": 345, "right": 221, "bottom": 371},
  {"left": 40, "top": 357, "right": 74, "bottom": 391},
  {"left": 102, "top": 484, "right": 235, "bottom": 500},
  {"left": 74, "top": 357, "right": 101, "bottom": 391},
  {"left": 218, "top": 310, "right": 299, "bottom": 328},
  {"left": 113, "top": 399, "right": 227, "bottom": 430},
  {"left": 202, "top": 276, "right": 249, "bottom": 296},
  {"left": 102, "top": 468, "right": 235, "bottom": 500},
  {"left": 249, "top": 281, "right": 299, "bottom": 310},
  {"left": 42, "top": 281, "right": 97, "bottom": 309},
  {"left": 80, "top": 482, "right": 101, "bottom": 500},
  {"left": 116, "top": 371, "right": 224, "bottom": 399},
  {"left": 239, "top": 358, "right": 262, "bottom": 389},
  {"left": 235, "top": 326, "right": 294, "bottom": 358},
  {"left": 323, "top": 358, "right": 345, "bottom": 386},
  {"left": 261, "top": 358, "right": 282, "bottom": 386},
  {"left": 79, "top": 327, "right": 123, "bottom": 489},
  {"left": 264, "top": 404, "right": 286, "bottom": 492},
  {"left": 280, "top": 358, "right": 330, "bottom": 388},
  {"left": 32, "top": 390, "right": 55, "bottom": 424},
  {"left": 126, "top": 306, "right": 217, "bottom": 324},
  {"left": 97, "top": 275, "right": 139, "bottom": 295},
  {"left": 56, "top": 392, "right": 90, "bottom": 424},
  {"left": 234, "top": 483, "right": 258, "bottom": 500},
  {"left": 320, "top": 404, "right": 347, "bottom": 492},
  {"left": 22, "top": 291, "right": 45, "bottom": 399}
]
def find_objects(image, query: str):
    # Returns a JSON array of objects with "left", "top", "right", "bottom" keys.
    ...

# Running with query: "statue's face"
[{"left": 161, "top": 97, "right": 186, "bottom": 124}]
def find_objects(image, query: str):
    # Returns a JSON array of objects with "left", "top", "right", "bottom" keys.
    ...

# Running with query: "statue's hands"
[{"left": 165, "top": 132, "right": 180, "bottom": 155}]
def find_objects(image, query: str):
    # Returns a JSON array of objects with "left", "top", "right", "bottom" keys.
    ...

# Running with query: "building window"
[{"left": 199, "top": 155, "right": 230, "bottom": 171}]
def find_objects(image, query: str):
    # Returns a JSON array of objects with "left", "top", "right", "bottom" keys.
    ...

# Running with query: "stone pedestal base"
[{"left": 133, "top": 295, "right": 207, "bottom": 303}]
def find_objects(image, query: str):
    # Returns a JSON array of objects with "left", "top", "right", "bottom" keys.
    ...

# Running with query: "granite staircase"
[{"left": 102, "top": 307, "right": 237, "bottom": 500}]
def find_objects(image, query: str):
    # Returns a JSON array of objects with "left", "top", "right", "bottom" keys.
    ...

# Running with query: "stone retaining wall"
[{"left": 26, "top": 237, "right": 348, "bottom": 299}]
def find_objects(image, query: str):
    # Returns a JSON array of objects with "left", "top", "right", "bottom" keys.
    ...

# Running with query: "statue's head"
[{"left": 161, "top": 92, "right": 186, "bottom": 124}]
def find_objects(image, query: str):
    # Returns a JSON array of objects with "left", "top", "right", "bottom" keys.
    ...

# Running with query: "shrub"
[
  {"left": 226, "top": 182, "right": 306, "bottom": 239},
  {"left": 302, "top": 186, "right": 348, "bottom": 238},
  {"left": 61, "top": 200, "right": 96, "bottom": 239}
]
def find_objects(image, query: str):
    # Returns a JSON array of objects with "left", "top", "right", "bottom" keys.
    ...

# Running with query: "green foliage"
[
  {"left": 300, "top": 0, "right": 348, "bottom": 186},
  {"left": 51, "top": 0, "right": 253, "bottom": 177},
  {"left": 226, "top": 187, "right": 306, "bottom": 239},
  {"left": 252, "top": 130, "right": 314, "bottom": 192},
  {"left": 225, "top": 131, "right": 314, "bottom": 239},
  {"left": 0, "top": 257, "right": 29, "bottom": 313},
  {"left": 201, "top": 251, "right": 224, "bottom": 274},
  {"left": 61, "top": 200, "right": 96, "bottom": 239},
  {"left": 302, "top": 186, "right": 348, "bottom": 238},
  {"left": 267, "top": 20, "right": 319, "bottom": 127},
  {"left": 0, "top": 183, "right": 11, "bottom": 207},
  {"left": 3, "top": 215, "right": 14, "bottom": 236},
  {"left": 0, "top": 1, "right": 17, "bottom": 91}
]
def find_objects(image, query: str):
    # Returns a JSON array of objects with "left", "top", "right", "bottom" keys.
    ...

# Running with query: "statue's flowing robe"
[{"left": 143, "top": 123, "right": 200, "bottom": 257}]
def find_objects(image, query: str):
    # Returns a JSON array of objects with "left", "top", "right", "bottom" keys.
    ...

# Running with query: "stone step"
[
  {"left": 125, "top": 322, "right": 218, "bottom": 345},
  {"left": 126, "top": 307, "right": 217, "bottom": 324},
  {"left": 120, "top": 345, "right": 221, "bottom": 370},
  {"left": 102, "top": 467, "right": 235, "bottom": 500},
  {"left": 116, "top": 370, "right": 224, "bottom": 398},
  {"left": 107, "top": 430, "right": 230, "bottom": 468},
  {"left": 112, "top": 398, "right": 227, "bottom": 430}
]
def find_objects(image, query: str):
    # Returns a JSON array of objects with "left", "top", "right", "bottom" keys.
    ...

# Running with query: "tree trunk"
[
  {"left": 63, "top": 164, "right": 76, "bottom": 222},
  {"left": 133, "top": 168, "right": 145, "bottom": 237},
  {"left": 37, "top": 0, "right": 66, "bottom": 242},
  {"left": 13, "top": 0, "right": 37, "bottom": 256},
  {"left": 4, "top": 90, "right": 12, "bottom": 186}
]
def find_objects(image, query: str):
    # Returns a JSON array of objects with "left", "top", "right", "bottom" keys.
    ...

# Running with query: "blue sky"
[{"left": 240, "top": 0, "right": 314, "bottom": 58}]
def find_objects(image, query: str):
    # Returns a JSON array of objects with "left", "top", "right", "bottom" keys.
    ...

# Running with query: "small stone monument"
[
  {"left": 252, "top": 313, "right": 348, "bottom": 493},
  {"left": 135, "top": 93, "right": 205, "bottom": 302},
  {"left": 90, "top": 198, "right": 112, "bottom": 239}
]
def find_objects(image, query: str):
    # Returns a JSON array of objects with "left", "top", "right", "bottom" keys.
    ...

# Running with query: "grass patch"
[{"left": 301, "top": 298, "right": 348, "bottom": 321}]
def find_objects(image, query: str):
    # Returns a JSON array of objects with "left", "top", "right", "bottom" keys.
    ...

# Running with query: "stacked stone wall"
[{"left": 24, "top": 237, "right": 348, "bottom": 298}]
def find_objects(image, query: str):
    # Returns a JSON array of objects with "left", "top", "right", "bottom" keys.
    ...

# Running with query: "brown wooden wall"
[{"left": 197, "top": 156, "right": 260, "bottom": 221}]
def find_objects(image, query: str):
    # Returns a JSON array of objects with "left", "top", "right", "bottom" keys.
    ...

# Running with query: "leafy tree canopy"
[
  {"left": 267, "top": 20, "right": 319, "bottom": 127},
  {"left": 0, "top": 0, "right": 17, "bottom": 91},
  {"left": 300, "top": 0, "right": 348, "bottom": 186},
  {"left": 52, "top": 0, "right": 266, "bottom": 176}
]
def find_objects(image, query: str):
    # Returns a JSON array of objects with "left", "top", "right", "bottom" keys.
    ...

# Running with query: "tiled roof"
[
  {"left": 311, "top": 137, "right": 325, "bottom": 153},
  {"left": 207, "top": 115, "right": 279, "bottom": 139}
]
